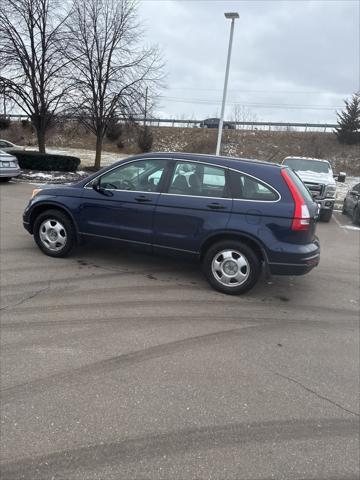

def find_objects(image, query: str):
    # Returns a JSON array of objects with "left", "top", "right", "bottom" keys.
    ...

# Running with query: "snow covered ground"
[
  {"left": 16, "top": 147, "right": 129, "bottom": 184},
  {"left": 46, "top": 147, "right": 128, "bottom": 167}
]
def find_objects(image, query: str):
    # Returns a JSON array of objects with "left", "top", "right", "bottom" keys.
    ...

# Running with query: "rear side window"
[
  {"left": 285, "top": 168, "right": 314, "bottom": 203},
  {"left": 168, "top": 162, "right": 228, "bottom": 198},
  {"left": 230, "top": 171, "right": 279, "bottom": 201}
]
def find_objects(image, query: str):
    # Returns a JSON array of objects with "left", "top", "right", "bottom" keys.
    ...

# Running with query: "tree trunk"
[
  {"left": 94, "top": 134, "right": 103, "bottom": 169},
  {"left": 36, "top": 127, "right": 46, "bottom": 153}
]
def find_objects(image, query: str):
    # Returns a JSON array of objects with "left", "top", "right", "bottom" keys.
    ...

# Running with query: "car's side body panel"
[
  {"left": 79, "top": 188, "right": 160, "bottom": 245},
  {"left": 153, "top": 194, "right": 233, "bottom": 253}
]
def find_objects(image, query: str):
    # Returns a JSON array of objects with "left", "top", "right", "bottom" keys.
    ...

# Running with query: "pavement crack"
[
  {"left": 0, "top": 281, "right": 52, "bottom": 311},
  {"left": 271, "top": 370, "right": 359, "bottom": 417}
]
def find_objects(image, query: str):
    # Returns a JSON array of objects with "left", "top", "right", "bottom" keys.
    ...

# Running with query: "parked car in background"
[
  {"left": 23, "top": 152, "right": 320, "bottom": 295},
  {"left": 199, "top": 118, "right": 235, "bottom": 129},
  {"left": 0, "top": 139, "right": 25, "bottom": 152},
  {"left": 342, "top": 183, "right": 360, "bottom": 225},
  {"left": 282, "top": 156, "right": 346, "bottom": 222},
  {"left": 0, "top": 150, "right": 21, "bottom": 181}
]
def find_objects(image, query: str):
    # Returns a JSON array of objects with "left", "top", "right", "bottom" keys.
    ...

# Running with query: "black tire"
[
  {"left": 352, "top": 207, "right": 360, "bottom": 225},
  {"left": 202, "top": 240, "right": 261, "bottom": 295},
  {"left": 0, "top": 177, "right": 10, "bottom": 182},
  {"left": 319, "top": 208, "right": 333, "bottom": 222},
  {"left": 33, "top": 209, "right": 75, "bottom": 257},
  {"left": 342, "top": 202, "right": 347, "bottom": 214}
]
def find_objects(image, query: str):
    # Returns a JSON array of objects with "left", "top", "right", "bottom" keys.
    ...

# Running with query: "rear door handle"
[
  {"left": 135, "top": 195, "right": 151, "bottom": 202},
  {"left": 207, "top": 202, "right": 226, "bottom": 210}
]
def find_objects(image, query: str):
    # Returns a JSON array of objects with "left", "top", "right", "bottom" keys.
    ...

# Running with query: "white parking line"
[
  {"left": 343, "top": 225, "right": 360, "bottom": 232},
  {"left": 332, "top": 212, "right": 349, "bottom": 234}
]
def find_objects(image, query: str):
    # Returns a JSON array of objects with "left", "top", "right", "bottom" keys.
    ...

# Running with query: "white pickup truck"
[{"left": 282, "top": 156, "right": 346, "bottom": 222}]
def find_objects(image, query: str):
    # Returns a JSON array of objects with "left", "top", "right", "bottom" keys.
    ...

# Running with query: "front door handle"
[
  {"left": 135, "top": 195, "right": 151, "bottom": 202},
  {"left": 207, "top": 202, "right": 226, "bottom": 210}
]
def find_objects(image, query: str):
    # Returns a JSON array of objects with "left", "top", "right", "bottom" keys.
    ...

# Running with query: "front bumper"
[
  {"left": 0, "top": 167, "right": 21, "bottom": 178},
  {"left": 23, "top": 202, "right": 33, "bottom": 233},
  {"left": 316, "top": 197, "right": 335, "bottom": 211}
]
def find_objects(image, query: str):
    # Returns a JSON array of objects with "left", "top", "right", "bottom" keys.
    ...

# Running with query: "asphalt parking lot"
[{"left": 1, "top": 181, "right": 359, "bottom": 480}]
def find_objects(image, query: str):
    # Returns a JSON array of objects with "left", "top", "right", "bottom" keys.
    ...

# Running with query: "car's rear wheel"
[
  {"left": 0, "top": 177, "right": 10, "bottom": 182},
  {"left": 319, "top": 208, "right": 333, "bottom": 222},
  {"left": 352, "top": 207, "right": 360, "bottom": 225},
  {"left": 33, "top": 209, "right": 75, "bottom": 257},
  {"left": 203, "top": 241, "right": 261, "bottom": 295}
]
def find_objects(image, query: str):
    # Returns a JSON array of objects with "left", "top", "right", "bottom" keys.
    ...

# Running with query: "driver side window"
[{"left": 98, "top": 159, "right": 167, "bottom": 192}]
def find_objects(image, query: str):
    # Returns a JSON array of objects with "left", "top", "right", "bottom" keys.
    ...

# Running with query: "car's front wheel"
[
  {"left": 33, "top": 209, "right": 75, "bottom": 257},
  {"left": 319, "top": 208, "right": 333, "bottom": 222},
  {"left": 203, "top": 241, "right": 261, "bottom": 295}
]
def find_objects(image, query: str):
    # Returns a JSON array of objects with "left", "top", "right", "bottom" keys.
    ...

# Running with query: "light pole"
[
  {"left": 144, "top": 86, "right": 148, "bottom": 126},
  {"left": 215, "top": 12, "right": 239, "bottom": 156}
]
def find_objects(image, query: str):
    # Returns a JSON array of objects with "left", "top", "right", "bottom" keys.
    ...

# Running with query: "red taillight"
[{"left": 281, "top": 169, "right": 310, "bottom": 231}]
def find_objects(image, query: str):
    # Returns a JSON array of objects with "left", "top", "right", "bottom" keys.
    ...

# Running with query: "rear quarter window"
[{"left": 230, "top": 170, "right": 279, "bottom": 201}]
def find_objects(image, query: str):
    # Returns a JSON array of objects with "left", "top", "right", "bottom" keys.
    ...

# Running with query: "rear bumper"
[
  {"left": 0, "top": 167, "right": 20, "bottom": 178},
  {"left": 268, "top": 239, "right": 320, "bottom": 276}
]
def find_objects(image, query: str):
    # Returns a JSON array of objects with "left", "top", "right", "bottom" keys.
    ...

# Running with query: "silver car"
[
  {"left": 0, "top": 139, "right": 24, "bottom": 152},
  {"left": 0, "top": 150, "right": 20, "bottom": 181}
]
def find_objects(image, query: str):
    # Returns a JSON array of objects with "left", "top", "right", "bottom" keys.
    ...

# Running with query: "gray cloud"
[{"left": 139, "top": 0, "right": 359, "bottom": 122}]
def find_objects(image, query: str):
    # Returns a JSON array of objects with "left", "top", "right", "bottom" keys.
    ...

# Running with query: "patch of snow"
[
  {"left": 46, "top": 147, "right": 128, "bottom": 167},
  {"left": 284, "top": 156, "right": 330, "bottom": 162},
  {"left": 342, "top": 225, "right": 360, "bottom": 231},
  {"left": 25, "top": 172, "right": 59, "bottom": 179}
]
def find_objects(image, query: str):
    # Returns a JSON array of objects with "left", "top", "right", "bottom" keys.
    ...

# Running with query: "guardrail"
[{"left": 1, "top": 114, "right": 337, "bottom": 132}]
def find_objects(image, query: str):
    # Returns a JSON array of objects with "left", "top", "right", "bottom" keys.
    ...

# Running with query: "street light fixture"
[{"left": 215, "top": 12, "right": 239, "bottom": 156}]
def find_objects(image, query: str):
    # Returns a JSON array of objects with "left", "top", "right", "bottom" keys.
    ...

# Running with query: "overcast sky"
[{"left": 139, "top": 0, "right": 359, "bottom": 123}]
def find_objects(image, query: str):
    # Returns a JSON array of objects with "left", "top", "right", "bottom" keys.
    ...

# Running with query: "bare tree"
[
  {"left": 0, "top": 0, "right": 71, "bottom": 152},
  {"left": 0, "top": 85, "right": 15, "bottom": 117},
  {"left": 64, "top": 0, "right": 163, "bottom": 168},
  {"left": 232, "top": 105, "right": 259, "bottom": 126}
]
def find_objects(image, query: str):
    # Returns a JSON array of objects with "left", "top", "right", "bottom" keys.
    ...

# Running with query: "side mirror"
[
  {"left": 335, "top": 172, "right": 346, "bottom": 183},
  {"left": 92, "top": 178, "right": 101, "bottom": 192},
  {"left": 91, "top": 177, "right": 113, "bottom": 196}
]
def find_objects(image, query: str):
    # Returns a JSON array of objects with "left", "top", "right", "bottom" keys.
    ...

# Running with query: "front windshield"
[{"left": 283, "top": 158, "right": 330, "bottom": 174}]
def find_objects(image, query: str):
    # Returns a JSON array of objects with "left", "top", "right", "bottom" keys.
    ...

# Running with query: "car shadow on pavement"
[{"left": 71, "top": 238, "right": 299, "bottom": 301}]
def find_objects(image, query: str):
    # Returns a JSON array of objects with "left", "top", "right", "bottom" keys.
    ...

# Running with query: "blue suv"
[{"left": 23, "top": 153, "right": 320, "bottom": 294}]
